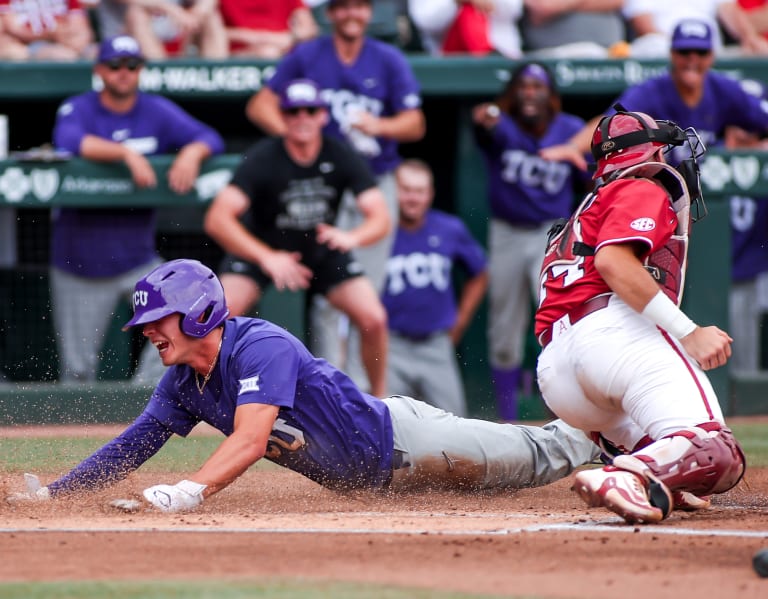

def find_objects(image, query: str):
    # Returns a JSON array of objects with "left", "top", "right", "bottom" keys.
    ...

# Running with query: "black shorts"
[{"left": 219, "top": 245, "right": 365, "bottom": 296}]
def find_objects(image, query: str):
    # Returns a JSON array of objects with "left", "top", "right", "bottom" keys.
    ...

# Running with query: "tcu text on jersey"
[
  {"left": 385, "top": 251, "right": 451, "bottom": 295},
  {"left": 501, "top": 149, "right": 571, "bottom": 195}
]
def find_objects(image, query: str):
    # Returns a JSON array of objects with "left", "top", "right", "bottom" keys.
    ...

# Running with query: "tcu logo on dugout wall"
[{"left": 133, "top": 290, "right": 149, "bottom": 308}]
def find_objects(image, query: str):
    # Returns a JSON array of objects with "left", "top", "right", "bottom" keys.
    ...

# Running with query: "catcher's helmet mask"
[{"left": 591, "top": 104, "right": 707, "bottom": 220}]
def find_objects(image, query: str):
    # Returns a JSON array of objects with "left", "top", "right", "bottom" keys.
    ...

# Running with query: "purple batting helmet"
[{"left": 123, "top": 259, "right": 229, "bottom": 338}]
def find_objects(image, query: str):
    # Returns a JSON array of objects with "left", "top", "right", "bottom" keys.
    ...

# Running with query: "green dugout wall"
[{"left": 0, "top": 56, "right": 766, "bottom": 423}]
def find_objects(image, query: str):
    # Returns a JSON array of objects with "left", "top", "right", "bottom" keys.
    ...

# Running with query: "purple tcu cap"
[
  {"left": 123, "top": 259, "right": 229, "bottom": 338},
  {"left": 98, "top": 35, "right": 145, "bottom": 63},
  {"left": 280, "top": 79, "right": 327, "bottom": 110},
  {"left": 671, "top": 19, "right": 713, "bottom": 52}
]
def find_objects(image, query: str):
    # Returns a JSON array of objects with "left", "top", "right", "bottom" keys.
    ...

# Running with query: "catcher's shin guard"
[{"left": 630, "top": 423, "right": 746, "bottom": 497}]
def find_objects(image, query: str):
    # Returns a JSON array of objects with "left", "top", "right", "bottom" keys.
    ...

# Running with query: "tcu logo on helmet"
[{"left": 133, "top": 290, "right": 149, "bottom": 308}]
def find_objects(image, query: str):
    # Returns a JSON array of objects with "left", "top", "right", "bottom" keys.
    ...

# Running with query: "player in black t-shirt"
[{"left": 204, "top": 79, "right": 391, "bottom": 396}]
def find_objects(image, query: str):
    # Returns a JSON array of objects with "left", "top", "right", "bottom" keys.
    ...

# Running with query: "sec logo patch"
[{"left": 630, "top": 217, "right": 656, "bottom": 232}]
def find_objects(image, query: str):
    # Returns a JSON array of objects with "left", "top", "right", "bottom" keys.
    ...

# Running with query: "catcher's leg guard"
[{"left": 631, "top": 423, "right": 746, "bottom": 497}]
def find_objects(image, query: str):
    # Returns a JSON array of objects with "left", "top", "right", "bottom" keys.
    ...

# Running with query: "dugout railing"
[{"left": 0, "top": 56, "right": 766, "bottom": 424}]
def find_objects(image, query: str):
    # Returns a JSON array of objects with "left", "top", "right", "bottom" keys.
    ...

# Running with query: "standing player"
[
  {"left": 203, "top": 78, "right": 390, "bottom": 397},
  {"left": 9, "top": 259, "right": 599, "bottom": 511},
  {"left": 246, "top": 0, "right": 426, "bottom": 390},
  {"left": 471, "top": 61, "right": 590, "bottom": 421},
  {"left": 535, "top": 109, "right": 745, "bottom": 524},
  {"left": 382, "top": 159, "right": 488, "bottom": 417},
  {"left": 51, "top": 35, "right": 225, "bottom": 384}
]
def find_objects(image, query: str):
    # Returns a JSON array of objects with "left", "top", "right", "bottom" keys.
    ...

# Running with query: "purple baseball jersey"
[
  {"left": 52, "top": 91, "right": 225, "bottom": 277},
  {"left": 730, "top": 195, "right": 768, "bottom": 282},
  {"left": 47, "top": 317, "right": 395, "bottom": 495},
  {"left": 475, "top": 112, "right": 589, "bottom": 225},
  {"left": 382, "top": 210, "right": 487, "bottom": 337},
  {"left": 612, "top": 71, "right": 768, "bottom": 151},
  {"left": 267, "top": 35, "right": 422, "bottom": 175}
]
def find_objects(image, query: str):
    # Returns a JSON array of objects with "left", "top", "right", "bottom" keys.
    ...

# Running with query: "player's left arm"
[
  {"left": 353, "top": 107, "right": 426, "bottom": 142},
  {"left": 595, "top": 243, "right": 732, "bottom": 370}
]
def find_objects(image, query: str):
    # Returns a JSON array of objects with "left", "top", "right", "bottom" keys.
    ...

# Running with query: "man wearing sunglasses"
[
  {"left": 246, "top": 0, "right": 425, "bottom": 393},
  {"left": 541, "top": 19, "right": 768, "bottom": 170},
  {"left": 204, "top": 78, "right": 391, "bottom": 397},
  {"left": 51, "top": 35, "right": 225, "bottom": 385}
]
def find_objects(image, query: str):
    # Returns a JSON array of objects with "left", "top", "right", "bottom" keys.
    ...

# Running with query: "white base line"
[{"left": 1, "top": 521, "right": 767, "bottom": 538}]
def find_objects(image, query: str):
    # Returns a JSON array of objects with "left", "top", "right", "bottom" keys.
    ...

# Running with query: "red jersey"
[
  {"left": 534, "top": 178, "right": 678, "bottom": 337},
  {"left": 219, "top": 0, "right": 305, "bottom": 30},
  {"left": 0, "top": 0, "right": 82, "bottom": 33}
]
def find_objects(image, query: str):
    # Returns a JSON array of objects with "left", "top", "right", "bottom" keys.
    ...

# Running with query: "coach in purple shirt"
[{"left": 51, "top": 35, "right": 224, "bottom": 383}]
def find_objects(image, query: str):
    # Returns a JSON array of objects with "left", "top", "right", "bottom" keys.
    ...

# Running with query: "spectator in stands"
[
  {"left": 51, "top": 35, "right": 225, "bottom": 384},
  {"left": 203, "top": 78, "right": 391, "bottom": 397},
  {"left": 246, "top": 0, "right": 425, "bottom": 392},
  {"left": 219, "top": 0, "right": 318, "bottom": 58},
  {"left": 521, "top": 0, "right": 628, "bottom": 58},
  {"left": 472, "top": 61, "right": 590, "bottom": 421},
  {"left": 0, "top": 0, "right": 95, "bottom": 60},
  {"left": 382, "top": 159, "right": 488, "bottom": 417},
  {"left": 623, "top": 0, "right": 768, "bottom": 56},
  {"left": 737, "top": 0, "right": 768, "bottom": 39},
  {"left": 97, "top": 0, "right": 229, "bottom": 60},
  {"left": 409, "top": 0, "right": 524, "bottom": 58}
]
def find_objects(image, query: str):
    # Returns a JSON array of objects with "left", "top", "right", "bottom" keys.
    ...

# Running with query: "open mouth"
[{"left": 154, "top": 341, "right": 170, "bottom": 354}]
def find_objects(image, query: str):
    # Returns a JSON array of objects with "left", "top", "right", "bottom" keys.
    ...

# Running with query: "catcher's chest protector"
[
  {"left": 543, "top": 162, "right": 692, "bottom": 306},
  {"left": 622, "top": 162, "right": 692, "bottom": 307}
]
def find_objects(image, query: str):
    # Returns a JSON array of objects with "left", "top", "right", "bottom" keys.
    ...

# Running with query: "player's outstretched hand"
[
  {"left": 6, "top": 473, "right": 51, "bottom": 504},
  {"left": 680, "top": 326, "right": 733, "bottom": 371},
  {"left": 142, "top": 480, "right": 207, "bottom": 513}
]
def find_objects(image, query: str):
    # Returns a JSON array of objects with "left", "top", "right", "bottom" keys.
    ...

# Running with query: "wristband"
[{"left": 641, "top": 291, "right": 697, "bottom": 339}]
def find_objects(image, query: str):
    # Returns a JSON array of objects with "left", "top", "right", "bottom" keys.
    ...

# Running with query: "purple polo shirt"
[
  {"left": 731, "top": 196, "right": 768, "bottom": 282},
  {"left": 52, "top": 91, "right": 225, "bottom": 277},
  {"left": 382, "top": 210, "right": 487, "bottom": 337},
  {"left": 267, "top": 35, "right": 422, "bottom": 176}
]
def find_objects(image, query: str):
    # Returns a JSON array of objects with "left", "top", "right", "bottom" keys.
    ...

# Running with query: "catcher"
[
  {"left": 9, "top": 259, "right": 598, "bottom": 512},
  {"left": 535, "top": 108, "right": 745, "bottom": 524}
]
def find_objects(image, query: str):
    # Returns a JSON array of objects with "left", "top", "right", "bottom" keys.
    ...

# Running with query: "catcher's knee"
[{"left": 632, "top": 423, "right": 745, "bottom": 496}]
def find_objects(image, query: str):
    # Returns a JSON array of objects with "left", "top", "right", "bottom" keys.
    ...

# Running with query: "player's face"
[
  {"left": 670, "top": 49, "right": 713, "bottom": 92},
  {"left": 283, "top": 106, "right": 327, "bottom": 143},
  {"left": 515, "top": 76, "right": 550, "bottom": 122},
  {"left": 141, "top": 313, "right": 195, "bottom": 367},
  {"left": 95, "top": 58, "right": 143, "bottom": 100},
  {"left": 328, "top": 0, "right": 371, "bottom": 42},
  {"left": 396, "top": 167, "right": 433, "bottom": 225}
]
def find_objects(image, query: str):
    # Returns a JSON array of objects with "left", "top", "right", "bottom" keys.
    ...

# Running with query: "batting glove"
[
  {"left": 6, "top": 473, "right": 51, "bottom": 504},
  {"left": 142, "top": 480, "right": 207, "bottom": 513}
]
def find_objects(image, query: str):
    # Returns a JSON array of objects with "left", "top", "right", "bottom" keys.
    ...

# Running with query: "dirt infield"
[{"left": 2, "top": 425, "right": 768, "bottom": 598}]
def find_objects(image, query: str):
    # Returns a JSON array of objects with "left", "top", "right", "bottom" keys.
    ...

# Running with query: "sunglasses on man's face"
[
  {"left": 283, "top": 106, "right": 321, "bottom": 116},
  {"left": 104, "top": 58, "right": 144, "bottom": 71},
  {"left": 674, "top": 49, "right": 711, "bottom": 57}
]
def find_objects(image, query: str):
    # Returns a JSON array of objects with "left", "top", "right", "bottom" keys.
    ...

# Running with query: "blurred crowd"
[
  {"left": 1, "top": 0, "right": 768, "bottom": 62},
  {"left": 2, "top": 0, "right": 768, "bottom": 423}
]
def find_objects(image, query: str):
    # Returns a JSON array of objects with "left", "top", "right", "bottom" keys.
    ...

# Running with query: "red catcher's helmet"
[{"left": 591, "top": 111, "right": 667, "bottom": 179}]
